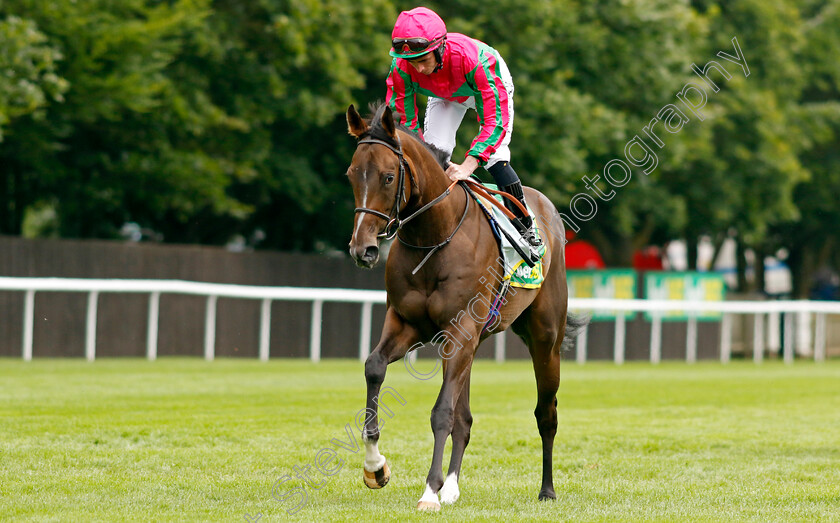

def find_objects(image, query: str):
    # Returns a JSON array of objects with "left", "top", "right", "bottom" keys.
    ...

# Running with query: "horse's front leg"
[
  {"left": 362, "top": 307, "right": 419, "bottom": 489},
  {"left": 417, "top": 339, "right": 476, "bottom": 511}
]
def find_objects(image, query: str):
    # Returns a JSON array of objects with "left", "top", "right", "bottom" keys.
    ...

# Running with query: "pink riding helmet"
[{"left": 390, "top": 7, "right": 447, "bottom": 59}]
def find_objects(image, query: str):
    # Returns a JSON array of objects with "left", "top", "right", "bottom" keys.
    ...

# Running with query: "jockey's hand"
[{"left": 445, "top": 156, "right": 479, "bottom": 182}]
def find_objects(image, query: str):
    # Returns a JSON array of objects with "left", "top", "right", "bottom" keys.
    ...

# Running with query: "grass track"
[{"left": 1, "top": 358, "right": 838, "bottom": 522}]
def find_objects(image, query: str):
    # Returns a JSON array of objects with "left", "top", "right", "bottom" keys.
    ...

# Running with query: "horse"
[{"left": 345, "top": 102, "right": 583, "bottom": 511}]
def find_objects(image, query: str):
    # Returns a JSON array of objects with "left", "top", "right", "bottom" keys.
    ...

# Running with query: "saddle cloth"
[{"left": 470, "top": 184, "right": 546, "bottom": 289}]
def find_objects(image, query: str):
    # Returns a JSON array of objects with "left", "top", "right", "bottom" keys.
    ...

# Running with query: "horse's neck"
[{"left": 401, "top": 139, "right": 466, "bottom": 244}]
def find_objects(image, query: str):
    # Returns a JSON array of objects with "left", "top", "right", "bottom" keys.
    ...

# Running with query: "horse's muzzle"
[{"left": 350, "top": 244, "right": 380, "bottom": 268}]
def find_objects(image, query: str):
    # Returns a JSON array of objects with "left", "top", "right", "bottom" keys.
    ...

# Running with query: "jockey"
[{"left": 385, "top": 6, "right": 543, "bottom": 257}]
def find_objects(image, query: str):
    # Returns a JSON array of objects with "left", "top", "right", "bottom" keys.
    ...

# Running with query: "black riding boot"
[{"left": 487, "top": 162, "right": 543, "bottom": 250}]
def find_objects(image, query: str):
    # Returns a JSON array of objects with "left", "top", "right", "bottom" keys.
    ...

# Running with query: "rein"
[
  {"left": 398, "top": 185, "right": 470, "bottom": 275},
  {"left": 461, "top": 178, "right": 529, "bottom": 220}
]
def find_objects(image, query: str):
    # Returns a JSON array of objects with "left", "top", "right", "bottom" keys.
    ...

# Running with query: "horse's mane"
[{"left": 362, "top": 102, "right": 450, "bottom": 171}]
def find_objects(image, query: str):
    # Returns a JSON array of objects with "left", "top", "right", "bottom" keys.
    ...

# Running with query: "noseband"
[{"left": 354, "top": 136, "right": 412, "bottom": 241}]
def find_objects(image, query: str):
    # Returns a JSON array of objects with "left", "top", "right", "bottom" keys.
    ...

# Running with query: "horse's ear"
[
  {"left": 381, "top": 105, "right": 397, "bottom": 139},
  {"left": 347, "top": 104, "right": 368, "bottom": 137}
]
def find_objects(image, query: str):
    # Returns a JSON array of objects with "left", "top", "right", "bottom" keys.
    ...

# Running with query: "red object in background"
[
  {"left": 633, "top": 245, "right": 664, "bottom": 270},
  {"left": 560, "top": 230, "right": 664, "bottom": 270},
  {"left": 564, "top": 230, "right": 606, "bottom": 269}
]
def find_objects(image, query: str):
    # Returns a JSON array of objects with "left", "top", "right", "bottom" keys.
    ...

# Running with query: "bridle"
[
  {"left": 354, "top": 135, "right": 464, "bottom": 241},
  {"left": 354, "top": 136, "right": 412, "bottom": 240},
  {"left": 353, "top": 134, "right": 470, "bottom": 274}
]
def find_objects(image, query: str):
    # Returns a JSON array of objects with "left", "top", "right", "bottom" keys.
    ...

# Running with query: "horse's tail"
[{"left": 561, "top": 312, "right": 590, "bottom": 352}]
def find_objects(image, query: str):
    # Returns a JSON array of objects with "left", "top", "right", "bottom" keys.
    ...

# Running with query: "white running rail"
[
  {"left": 1, "top": 277, "right": 837, "bottom": 363},
  {"left": 1, "top": 277, "right": 385, "bottom": 363}
]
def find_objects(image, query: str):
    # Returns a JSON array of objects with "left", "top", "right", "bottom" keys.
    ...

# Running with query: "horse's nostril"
[{"left": 364, "top": 246, "right": 379, "bottom": 261}]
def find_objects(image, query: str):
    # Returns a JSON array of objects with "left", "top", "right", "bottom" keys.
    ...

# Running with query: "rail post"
[
  {"left": 359, "top": 301, "right": 373, "bottom": 362},
  {"left": 650, "top": 314, "right": 662, "bottom": 364},
  {"left": 259, "top": 298, "right": 272, "bottom": 362},
  {"left": 614, "top": 314, "right": 626, "bottom": 365},
  {"left": 720, "top": 313, "right": 732, "bottom": 364},
  {"left": 204, "top": 295, "right": 217, "bottom": 361},
  {"left": 85, "top": 291, "right": 99, "bottom": 362},
  {"left": 310, "top": 299, "right": 323, "bottom": 363},
  {"left": 23, "top": 290, "right": 35, "bottom": 361}
]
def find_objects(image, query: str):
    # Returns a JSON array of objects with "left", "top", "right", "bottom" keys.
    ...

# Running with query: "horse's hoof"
[
  {"left": 538, "top": 488, "right": 557, "bottom": 501},
  {"left": 363, "top": 462, "right": 390, "bottom": 489},
  {"left": 416, "top": 500, "right": 441, "bottom": 512},
  {"left": 439, "top": 487, "right": 459, "bottom": 505}
]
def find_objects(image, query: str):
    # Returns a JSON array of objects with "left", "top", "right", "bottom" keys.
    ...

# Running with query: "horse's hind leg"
[
  {"left": 531, "top": 339, "right": 561, "bottom": 501},
  {"left": 514, "top": 287, "right": 567, "bottom": 500},
  {"left": 362, "top": 307, "right": 420, "bottom": 489},
  {"left": 439, "top": 374, "right": 472, "bottom": 504}
]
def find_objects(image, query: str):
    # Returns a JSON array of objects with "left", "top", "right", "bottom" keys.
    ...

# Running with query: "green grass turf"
[{"left": 0, "top": 358, "right": 838, "bottom": 522}]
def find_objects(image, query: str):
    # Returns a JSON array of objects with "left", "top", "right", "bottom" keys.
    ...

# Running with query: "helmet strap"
[{"left": 432, "top": 39, "right": 446, "bottom": 73}]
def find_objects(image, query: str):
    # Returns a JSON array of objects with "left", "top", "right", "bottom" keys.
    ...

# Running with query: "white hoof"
[
  {"left": 417, "top": 484, "right": 440, "bottom": 511},
  {"left": 439, "top": 473, "right": 460, "bottom": 504},
  {"left": 417, "top": 500, "right": 441, "bottom": 512}
]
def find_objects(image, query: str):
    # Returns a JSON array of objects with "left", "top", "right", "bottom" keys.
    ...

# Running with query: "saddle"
[{"left": 462, "top": 179, "right": 545, "bottom": 289}]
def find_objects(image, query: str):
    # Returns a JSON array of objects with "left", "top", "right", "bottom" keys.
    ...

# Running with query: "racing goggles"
[{"left": 390, "top": 36, "right": 444, "bottom": 59}]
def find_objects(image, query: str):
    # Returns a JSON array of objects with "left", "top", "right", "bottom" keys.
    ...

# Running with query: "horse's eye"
[{"left": 384, "top": 173, "right": 395, "bottom": 185}]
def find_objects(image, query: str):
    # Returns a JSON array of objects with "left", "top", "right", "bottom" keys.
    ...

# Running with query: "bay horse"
[{"left": 345, "top": 102, "right": 583, "bottom": 511}]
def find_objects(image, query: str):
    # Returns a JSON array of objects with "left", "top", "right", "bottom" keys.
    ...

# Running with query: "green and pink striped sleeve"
[
  {"left": 466, "top": 49, "right": 509, "bottom": 165},
  {"left": 385, "top": 59, "right": 421, "bottom": 133}
]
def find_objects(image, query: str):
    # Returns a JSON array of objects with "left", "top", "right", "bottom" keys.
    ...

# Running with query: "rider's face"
[{"left": 407, "top": 53, "right": 437, "bottom": 75}]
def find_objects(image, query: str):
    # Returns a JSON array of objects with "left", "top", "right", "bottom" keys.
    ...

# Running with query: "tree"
[
  {"left": 0, "top": 0, "right": 836, "bottom": 301},
  {"left": 774, "top": 0, "right": 840, "bottom": 297},
  {"left": 0, "top": 13, "right": 67, "bottom": 233},
  {"left": 0, "top": 0, "right": 396, "bottom": 249},
  {"left": 435, "top": 0, "right": 704, "bottom": 265}
]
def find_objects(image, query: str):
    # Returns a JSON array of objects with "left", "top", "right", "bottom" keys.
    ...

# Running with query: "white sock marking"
[
  {"left": 363, "top": 437, "right": 386, "bottom": 472},
  {"left": 439, "top": 472, "right": 460, "bottom": 504},
  {"left": 417, "top": 483, "right": 440, "bottom": 506}
]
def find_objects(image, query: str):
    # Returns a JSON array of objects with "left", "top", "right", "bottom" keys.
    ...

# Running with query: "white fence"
[
  {"left": 570, "top": 298, "right": 837, "bottom": 364},
  {"left": 1, "top": 277, "right": 838, "bottom": 363}
]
